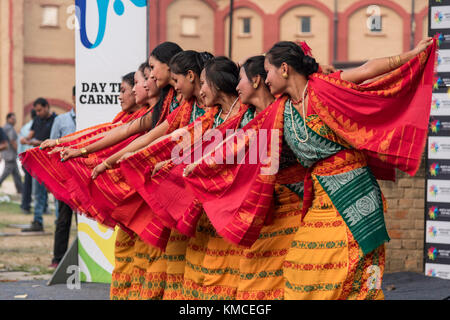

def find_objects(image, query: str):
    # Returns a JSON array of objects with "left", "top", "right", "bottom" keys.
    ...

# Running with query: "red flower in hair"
[{"left": 296, "top": 41, "right": 313, "bottom": 57}]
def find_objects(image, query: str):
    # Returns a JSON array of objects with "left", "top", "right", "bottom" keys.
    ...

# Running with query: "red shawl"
[
  {"left": 19, "top": 89, "right": 176, "bottom": 227},
  {"left": 147, "top": 39, "right": 437, "bottom": 248},
  {"left": 118, "top": 103, "right": 251, "bottom": 249}
]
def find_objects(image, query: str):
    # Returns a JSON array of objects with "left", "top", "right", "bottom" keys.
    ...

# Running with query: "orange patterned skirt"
[
  {"left": 110, "top": 184, "right": 302, "bottom": 300},
  {"left": 110, "top": 180, "right": 385, "bottom": 300},
  {"left": 283, "top": 176, "right": 385, "bottom": 300}
]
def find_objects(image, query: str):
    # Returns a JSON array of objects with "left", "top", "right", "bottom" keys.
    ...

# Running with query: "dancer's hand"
[
  {"left": 320, "top": 64, "right": 337, "bottom": 75},
  {"left": 60, "top": 148, "right": 81, "bottom": 161},
  {"left": 47, "top": 146, "right": 64, "bottom": 155},
  {"left": 40, "top": 139, "right": 57, "bottom": 149},
  {"left": 414, "top": 37, "right": 434, "bottom": 55},
  {"left": 91, "top": 163, "right": 106, "bottom": 180},
  {"left": 152, "top": 160, "right": 169, "bottom": 176},
  {"left": 117, "top": 152, "right": 135, "bottom": 164},
  {"left": 182, "top": 163, "right": 197, "bottom": 177}
]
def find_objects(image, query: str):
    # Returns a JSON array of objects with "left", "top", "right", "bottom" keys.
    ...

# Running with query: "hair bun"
[{"left": 302, "top": 55, "right": 319, "bottom": 76}]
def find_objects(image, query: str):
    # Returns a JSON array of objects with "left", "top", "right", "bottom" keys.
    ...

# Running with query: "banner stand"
[
  {"left": 425, "top": 0, "right": 450, "bottom": 280},
  {"left": 47, "top": 237, "right": 78, "bottom": 286}
]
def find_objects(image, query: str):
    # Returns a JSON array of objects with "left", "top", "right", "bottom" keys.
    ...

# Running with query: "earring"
[
  {"left": 282, "top": 73, "right": 288, "bottom": 79},
  {"left": 253, "top": 83, "right": 258, "bottom": 89}
]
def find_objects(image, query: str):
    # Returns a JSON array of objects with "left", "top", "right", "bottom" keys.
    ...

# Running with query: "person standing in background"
[
  {"left": 49, "top": 86, "right": 77, "bottom": 268},
  {"left": 0, "top": 113, "right": 23, "bottom": 194},
  {"left": 18, "top": 109, "right": 37, "bottom": 214},
  {"left": 0, "top": 127, "right": 9, "bottom": 164},
  {"left": 21, "top": 98, "right": 56, "bottom": 232}
]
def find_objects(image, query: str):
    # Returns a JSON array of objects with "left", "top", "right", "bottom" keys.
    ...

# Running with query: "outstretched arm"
[
  {"left": 60, "top": 113, "right": 153, "bottom": 161},
  {"left": 91, "top": 120, "right": 170, "bottom": 179},
  {"left": 341, "top": 37, "right": 433, "bottom": 84}
]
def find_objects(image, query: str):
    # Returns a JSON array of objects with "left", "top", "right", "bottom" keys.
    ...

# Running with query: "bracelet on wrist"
[
  {"left": 80, "top": 147, "right": 88, "bottom": 157},
  {"left": 103, "top": 161, "right": 112, "bottom": 169}
]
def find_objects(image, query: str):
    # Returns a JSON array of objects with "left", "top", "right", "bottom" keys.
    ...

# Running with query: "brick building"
[{"left": 0, "top": 0, "right": 75, "bottom": 127}]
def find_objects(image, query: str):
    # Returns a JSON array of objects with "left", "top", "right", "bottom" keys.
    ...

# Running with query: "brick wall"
[{"left": 379, "top": 160, "right": 426, "bottom": 274}]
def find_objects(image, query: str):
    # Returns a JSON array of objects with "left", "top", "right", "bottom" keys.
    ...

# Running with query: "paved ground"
[{"left": 0, "top": 271, "right": 449, "bottom": 300}]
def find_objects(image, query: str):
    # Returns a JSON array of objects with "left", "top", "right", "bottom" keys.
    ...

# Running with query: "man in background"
[
  {"left": 21, "top": 98, "right": 56, "bottom": 232},
  {"left": 49, "top": 86, "right": 77, "bottom": 268},
  {"left": 18, "top": 109, "right": 37, "bottom": 214},
  {"left": 0, "top": 128, "right": 9, "bottom": 159},
  {"left": 0, "top": 113, "right": 23, "bottom": 194}
]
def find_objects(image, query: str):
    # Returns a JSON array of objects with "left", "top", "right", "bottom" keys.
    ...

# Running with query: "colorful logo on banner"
[
  {"left": 76, "top": 0, "right": 146, "bottom": 49},
  {"left": 429, "top": 206, "right": 440, "bottom": 219},
  {"left": 431, "top": 120, "right": 442, "bottom": 133},
  {"left": 435, "top": 10, "right": 444, "bottom": 24},
  {"left": 428, "top": 247, "right": 438, "bottom": 260},
  {"left": 427, "top": 268, "right": 437, "bottom": 277},
  {"left": 429, "top": 184, "right": 439, "bottom": 196},
  {"left": 436, "top": 33, "right": 444, "bottom": 46},
  {"left": 434, "top": 76, "right": 443, "bottom": 89},
  {"left": 428, "top": 225, "right": 438, "bottom": 238},
  {"left": 431, "top": 142, "right": 440, "bottom": 153},
  {"left": 432, "top": 98, "right": 441, "bottom": 110},
  {"left": 430, "top": 163, "right": 441, "bottom": 176}
]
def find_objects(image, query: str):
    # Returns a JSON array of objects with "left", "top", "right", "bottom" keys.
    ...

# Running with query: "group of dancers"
[{"left": 21, "top": 36, "right": 437, "bottom": 300}]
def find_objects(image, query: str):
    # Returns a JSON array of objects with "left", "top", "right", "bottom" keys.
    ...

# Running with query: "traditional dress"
[
  {"left": 116, "top": 96, "right": 311, "bottom": 300},
  {"left": 145, "top": 40, "right": 436, "bottom": 299},
  {"left": 19, "top": 88, "right": 178, "bottom": 229},
  {"left": 110, "top": 101, "right": 254, "bottom": 299}
]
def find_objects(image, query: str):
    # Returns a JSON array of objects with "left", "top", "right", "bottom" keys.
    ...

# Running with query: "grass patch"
[
  {"left": 0, "top": 202, "right": 23, "bottom": 215},
  {"left": 7, "top": 264, "right": 53, "bottom": 275}
]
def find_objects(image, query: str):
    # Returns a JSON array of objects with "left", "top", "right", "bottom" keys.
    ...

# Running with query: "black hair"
[
  {"left": 266, "top": 41, "right": 319, "bottom": 77},
  {"left": 122, "top": 72, "right": 135, "bottom": 87},
  {"left": 146, "top": 42, "right": 183, "bottom": 129},
  {"left": 242, "top": 55, "right": 267, "bottom": 83},
  {"left": 169, "top": 50, "right": 214, "bottom": 76},
  {"left": 204, "top": 56, "right": 239, "bottom": 95},
  {"left": 138, "top": 62, "right": 148, "bottom": 74},
  {"left": 6, "top": 112, "right": 15, "bottom": 120},
  {"left": 33, "top": 97, "right": 49, "bottom": 108},
  {"left": 31, "top": 109, "right": 37, "bottom": 120},
  {"left": 150, "top": 42, "right": 183, "bottom": 66},
  {"left": 72, "top": 86, "right": 76, "bottom": 96}
]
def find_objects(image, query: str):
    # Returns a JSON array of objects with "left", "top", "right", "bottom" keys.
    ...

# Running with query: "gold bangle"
[
  {"left": 80, "top": 147, "right": 88, "bottom": 157},
  {"left": 395, "top": 55, "right": 402, "bottom": 67},
  {"left": 55, "top": 139, "right": 60, "bottom": 145},
  {"left": 388, "top": 56, "right": 395, "bottom": 69},
  {"left": 103, "top": 161, "right": 112, "bottom": 169}
]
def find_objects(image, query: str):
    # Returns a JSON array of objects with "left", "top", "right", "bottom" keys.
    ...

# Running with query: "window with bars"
[
  {"left": 299, "top": 16, "right": 311, "bottom": 34},
  {"left": 181, "top": 16, "right": 198, "bottom": 36},
  {"left": 368, "top": 15, "right": 383, "bottom": 33},
  {"left": 41, "top": 5, "right": 59, "bottom": 27}
]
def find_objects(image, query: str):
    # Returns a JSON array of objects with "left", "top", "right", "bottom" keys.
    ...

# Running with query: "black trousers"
[
  {"left": 21, "top": 165, "right": 32, "bottom": 211},
  {"left": 52, "top": 200, "right": 76, "bottom": 264}
]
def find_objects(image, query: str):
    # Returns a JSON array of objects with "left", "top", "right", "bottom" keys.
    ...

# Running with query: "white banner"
[
  {"left": 438, "top": 50, "right": 450, "bottom": 73},
  {"left": 75, "top": 0, "right": 147, "bottom": 130},
  {"left": 431, "top": 93, "right": 450, "bottom": 116},
  {"left": 425, "top": 263, "right": 450, "bottom": 279},
  {"left": 428, "top": 136, "right": 450, "bottom": 159},
  {"left": 431, "top": 6, "right": 450, "bottom": 29},
  {"left": 426, "top": 221, "right": 450, "bottom": 244},
  {"left": 427, "top": 179, "right": 450, "bottom": 203},
  {"left": 75, "top": 0, "right": 147, "bottom": 283}
]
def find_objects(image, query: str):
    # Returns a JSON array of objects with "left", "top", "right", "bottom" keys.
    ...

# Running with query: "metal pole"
[
  {"left": 411, "top": 0, "right": 416, "bottom": 50},
  {"left": 333, "top": 0, "right": 338, "bottom": 63},
  {"left": 228, "top": 0, "right": 234, "bottom": 59}
]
